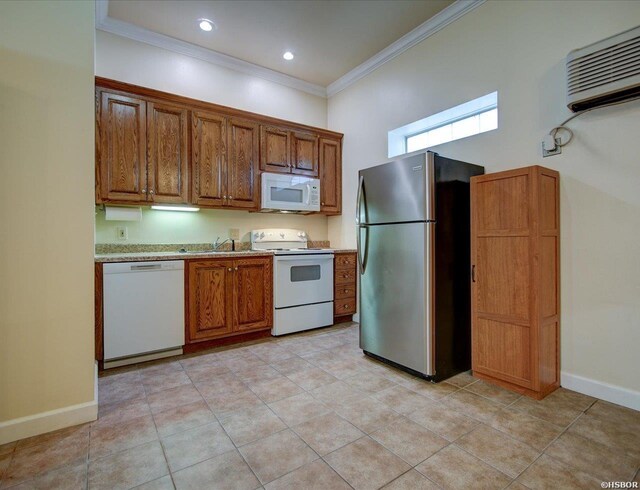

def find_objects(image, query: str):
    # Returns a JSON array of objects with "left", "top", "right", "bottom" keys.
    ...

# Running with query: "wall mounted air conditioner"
[{"left": 567, "top": 25, "right": 640, "bottom": 112}]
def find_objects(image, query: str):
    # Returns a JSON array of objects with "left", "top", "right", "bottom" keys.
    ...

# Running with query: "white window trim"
[{"left": 388, "top": 91, "right": 498, "bottom": 158}]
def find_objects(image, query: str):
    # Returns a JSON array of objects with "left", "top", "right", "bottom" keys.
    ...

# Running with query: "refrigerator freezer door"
[
  {"left": 359, "top": 222, "right": 434, "bottom": 376},
  {"left": 357, "top": 152, "right": 435, "bottom": 225}
]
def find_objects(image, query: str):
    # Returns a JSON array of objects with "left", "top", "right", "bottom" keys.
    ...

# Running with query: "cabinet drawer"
[
  {"left": 335, "top": 284, "right": 356, "bottom": 300},
  {"left": 334, "top": 298, "right": 356, "bottom": 315},
  {"left": 335, "top": 269, "right": 356, "bottom": 284},
  {"left": 335, "top": 253, "right": 356, "bottom": 269}
]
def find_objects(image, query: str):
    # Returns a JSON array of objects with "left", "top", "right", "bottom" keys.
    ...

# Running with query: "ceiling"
[{"left": 106, "top": 0, "right": 454, "bottom": 87}]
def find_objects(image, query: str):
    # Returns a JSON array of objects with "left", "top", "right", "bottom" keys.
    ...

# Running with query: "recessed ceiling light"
[
  {"left": 198, "top": 18, "right": 214, "bottom": 32},
  {"left": 283, "top": 51, "right": 294, "bottom": 61}
]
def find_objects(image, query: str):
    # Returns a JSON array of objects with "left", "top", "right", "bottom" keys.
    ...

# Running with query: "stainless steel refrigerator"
[{"left": 357, "top": 151, "right": 484, "bottom": 381}]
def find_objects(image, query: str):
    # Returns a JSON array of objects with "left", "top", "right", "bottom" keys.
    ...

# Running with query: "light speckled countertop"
[{"left": 94, "top": 249, "right": 357, "bottom": 263}]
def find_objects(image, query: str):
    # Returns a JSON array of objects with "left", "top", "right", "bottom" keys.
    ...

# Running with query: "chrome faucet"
[{"left": 213, "top": 237, "right": 230, "bottom": 251}]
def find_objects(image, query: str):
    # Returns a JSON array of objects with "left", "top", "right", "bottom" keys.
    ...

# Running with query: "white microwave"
[{"left": 261, "top": 172, "right": 320, "bottom": 212}]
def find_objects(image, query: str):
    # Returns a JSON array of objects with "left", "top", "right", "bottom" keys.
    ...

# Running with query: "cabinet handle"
[
  {"left": 228, "top": 268, "right": 232, "bottom": 272},
  {"left": 142, "top": 188, "right": 147, "bottom": 193},
  {"left": 344, "top": 289, "right": 349, "bottom": 293},
  {"left": 321, "top": 202, "right": 325, "bottom": 206},
  {"left": 234, "top": 267, "right": 238, "bottom": 271},
  {"left": 149, "top": 189, "right": 154, "bottom": 195},
  {"left": 229, "top": 196, "right": 233, "bottom": 200},
  {"left": 471, "top": 265, "right": 476, "bottom": 283}
]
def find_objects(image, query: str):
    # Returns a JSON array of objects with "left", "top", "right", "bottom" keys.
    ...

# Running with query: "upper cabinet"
[
  {"left": 319, "top": 137, "right": 342, "bottom": 214},
  {"left": 95, "top": 79, "right": 342, "bottom": 213}
]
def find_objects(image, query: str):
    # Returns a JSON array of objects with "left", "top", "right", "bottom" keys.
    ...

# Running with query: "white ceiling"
[{"left": 106, "top": 0, "right": 454, "bottom": 87}]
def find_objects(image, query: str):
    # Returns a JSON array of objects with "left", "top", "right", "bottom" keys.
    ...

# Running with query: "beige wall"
[
  {"left": 95, "top": 31, "right": 329, "bottom": 245},
  {"left": 0, "top": 0, "right": 96, "bottom": 426},
  {"left": 95, "top": 207, "right": 329, "bottom": 244},
  {"left": 328, "top": 0, "right": 640, "bottom": 396}
]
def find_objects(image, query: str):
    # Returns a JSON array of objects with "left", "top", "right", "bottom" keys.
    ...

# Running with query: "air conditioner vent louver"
[{"left": 567, "top": 26, "right": 640, "bottom": 112}]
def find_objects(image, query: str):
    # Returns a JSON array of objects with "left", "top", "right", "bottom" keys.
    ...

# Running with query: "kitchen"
[{"left": 1, "top": 1, "right": 640, "bottom": 489}]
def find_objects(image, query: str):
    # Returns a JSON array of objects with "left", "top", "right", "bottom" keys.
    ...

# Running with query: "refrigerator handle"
[
  {"left": 355, "top": 175, "right": 364, "bottom": 225},
  {"left": 357, "top": 226, "right": 365, "bottom": 274}
]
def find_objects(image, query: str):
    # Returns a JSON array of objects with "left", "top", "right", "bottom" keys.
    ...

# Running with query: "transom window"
[{"left": 388, "top": 92, "right": 498, "bottom": 157}]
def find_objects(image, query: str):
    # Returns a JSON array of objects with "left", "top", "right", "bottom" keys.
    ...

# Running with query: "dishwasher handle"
[
  {"left": 102, "top": 260, "right": 185, "bottom": 274},
  {"left": 130, "top": 264, "right": 162, "bottom": 271}
]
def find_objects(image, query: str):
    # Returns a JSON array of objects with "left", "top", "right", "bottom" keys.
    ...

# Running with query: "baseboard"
[
  {"left": 561, "top": 371, "right": 640, "bottom": 411},
  {"left": 0, "top": 364, "right": 98, "bottom": 445}
]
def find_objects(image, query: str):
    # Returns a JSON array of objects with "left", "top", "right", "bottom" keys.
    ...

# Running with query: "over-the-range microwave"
[{"left": 261, "top": 172, "right": 320, "bottom": 212}]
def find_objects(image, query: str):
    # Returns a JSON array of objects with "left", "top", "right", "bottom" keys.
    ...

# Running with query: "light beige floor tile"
[
  {"left": 9, "top": 460, "right": 86, "bottom": 490},
  {"left": 194, "top": 374, "right": 248, "bottom": 398},
  {"left": 268, "top": 393, "right": 331, "bottom": 426},
  {"left": 218, "top": 405, "right": 286, "bottom": 446},
  {"left": 252, "top": 347, "right": 297, "bottom": 363},
  {"left": 321, "top": 360, "right": 367, "bottom": 380},
  {"left": 372, "top": 386, "right": 437, "bottom": 415},
  {"left": 587, "top": 400, "right": 640, "bottom": 428},
  {"left": 141, "top": 371, "right": 192, "bottom": 395},
  {"left": 161, "top": 421, "right": 234, "bottom": 472},
  {"left": 324, "top": 436, "right": 411, "bottom": 490},
  {"left": 416, "top": 444, "right": 511, "bottom": 490},
  {"left": 133, "top": 475, "right": 175, "bottom": 489},
  {"left": 153, "top": 400, "right": 216, "bottom": 437},
  {"left": 89, "top": 414, "right": 158, "bottom": 460},
  {"left": 335, "top": 397, "right": 403, "bottom": 433},
  {"left": 568, "top": 411, "right": 640, "bottom": 458},
  {"left": 269, "top": 356, "right": 314, "bottom": 375},
  {"left": 485, "top": 406, "right": 564, "bottom": 451},
  {"left": 344, "top": 372, "right": 396, "bottom": 394},
  {"left": 138, "top": 360, "right": 184, "bottom": 378},
  {"left": 0, "top": 453, "right": 11, "bottom": 482},
  {"left": 88, "top": 440, "right": 168, "bottom": 490},
  {"left": 0, "top": 442, "right": 16, "bottom": 457},
  {"left": 464, "top": 380, "right": 522, "bottom": 405},
  {"left": 239, "top": 429, "right": 318, "bottom": 484},
  {"left": 222, "top": 355, "right": 267, "bottom": 373},
  {"left": 286, "top": 368, "right": 338, "bottom": 391},
  {"left": 370, "top": 418, "right": 448, "bottom": 465},
  {"left": 182, "top": 362, "right": 230, "bottom": 383},
  {"left": 235, "top": 366, "right": 283, "bottom": 385},
  {"left": 204, "top": 388, "right": 264, "bottom": 417},
  {"left": 3, "top": 425, "right": 89, "bottom": 487},
  {"left": 510, "top": 393, "right": 584, "bottom": 427},
  {"left": 408, "top": 402, "right": 479, "bottom": 441},
  {"left": 545, "top": 388, "right": 596, "bottom": 411},
  {"left": 382, "top": 469, "right": 440, "bottom": 490},
  {"left": 14, "top": 424, "right": 90, "bottom": 451},
  {"left": 310, "top": 381, "right": 368, "bottom": 408},
  {"left": 445, "top": 371, "right": 477, "bottom": 388},
  {"left": 442, "top": 390, "right": 504, "bottom": 422},
  {"left": 172, "top": 450, "right": 260, "bottom": 490},
  {"left": 401, "top": 379, "right": 459, "bottom": 400},
  {"left": 250, "top": 377, "right": 305, "bottom": 403},
  {"left": 516, "top": 454, "right": 601, "bottom": 489},
  {"left": 94, "top": 397, "right": 151, "bottom": 428},
  {"left": 292, "top": 412, "right": 364, "bottom": 456},
  {"left": 456, "top": 425, "right": 540, "bottom": 478},
  {"left": 264, "top": 459, "right": 350, "bottom": 490},
  {"left": 146, "top": 384, "right": 203, "bottom": 414},
  {"left": 545, "top": 431, "right": 638, "bottom": 482}
]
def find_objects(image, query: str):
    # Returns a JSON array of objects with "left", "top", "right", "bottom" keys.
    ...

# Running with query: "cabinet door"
[
  {"left": 147, "top": 102, "right": 189, "bottom": 204},
  {"left": 227, "top": 118, "right": 259, "bottom": 209},
  {"left": 319, "top": 137, "right": 341, "bottom": 213},
  {"left": 99, "top": 91, "right": 147, "bottom": 202},
  {"left": 260, "top": 125, "right": 290, "bottom": 173},
  {"left": 192, "top": 110, "right": 227, "bottom": 206},
  {"left": 187, "top": 260, "right": 234, "bottom": 341},
  {"left": 471, "top": 171, "right": 533, "bottom": 389},
  {"left": 291, "top": 131, "right": 319, "bottom": 177},
  {"left": 232, "top": 257, "right": 272, "bottom": 332}
]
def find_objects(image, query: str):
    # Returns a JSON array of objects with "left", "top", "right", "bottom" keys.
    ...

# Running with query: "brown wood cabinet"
[
  {"left": 319, "top": 137, "right": 342, "bottom": 214},
  {"left": 186, "top": 256, "right": 272, "bottom": 343},
  {"left": 471, "top": 166, "right": 560, "bottom": 400},
  {"left": 96, "top": 78, "right": 342, "bottom": 213},
  {"left": 334, "top": 252, "right": 357, "bottom": 320}
]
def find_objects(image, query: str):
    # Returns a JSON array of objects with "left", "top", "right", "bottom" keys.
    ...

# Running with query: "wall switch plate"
[
  {"left": 116, "top": 226, "right": 128, "bottom": 240},
  {"left": 542, "top": 137, "right": 562, "bottom": 157},
  {"left": 229, "top": 228, "right": 240, "bottom": 240}
]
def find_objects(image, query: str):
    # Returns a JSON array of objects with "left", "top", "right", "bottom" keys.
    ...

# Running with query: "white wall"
[
  {"left": 0, "top": 0, "right": 96, "bottom": 441},
  {"left": 95, "top": 31, "right": 329, "bottom": 244},
  {"left": 328, "top": 1, "right": 640, "bottom": 399},
  {"left": 95, "top": 207, "right": 329, "bottom": 244}
]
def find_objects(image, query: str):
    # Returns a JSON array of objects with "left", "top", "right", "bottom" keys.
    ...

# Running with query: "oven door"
[{"left": 274, "top": 254, "right": 334, "bottom": 308}]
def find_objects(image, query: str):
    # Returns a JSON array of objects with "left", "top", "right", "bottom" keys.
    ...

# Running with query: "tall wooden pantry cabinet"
[{"left": 470, "top": 166, "right": 560, "bottom": 399}]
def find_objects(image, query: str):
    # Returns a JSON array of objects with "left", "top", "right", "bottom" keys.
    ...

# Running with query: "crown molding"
[
  {"left": 326, "top": 0, "right": 486, "bottom": 97},
  {"left": 94, "top": 0, "right": 327, "bottom": 98},
  {"left": 95, "top": 0, "right": 484, "bottom": 100}
]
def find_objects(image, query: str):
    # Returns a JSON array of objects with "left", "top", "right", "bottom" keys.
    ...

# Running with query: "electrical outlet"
[
  {"left": 542, "top": 137, "right": 562, "bottom": 158},
  {"left": 116, "top": 226, "right": 128, "bottom": 240},
  {"left": 229, "top": 228, "right": 240, "bottom": 240}
]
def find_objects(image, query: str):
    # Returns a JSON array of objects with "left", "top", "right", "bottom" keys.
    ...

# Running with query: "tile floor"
[{"left": 1, "top": 322, "right": 639, "bottom": 489}]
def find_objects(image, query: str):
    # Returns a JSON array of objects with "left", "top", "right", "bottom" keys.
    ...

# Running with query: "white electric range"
[{"left": 251, "top": 229, "right": 334, "bottom": 336}]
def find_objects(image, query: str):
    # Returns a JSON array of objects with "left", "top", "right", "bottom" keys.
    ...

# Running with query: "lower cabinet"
[
  {"left": 334, "top": 252, "right": 357, "bottom": 319},
  {"left": 186, "top": 256, "right": 273, "bottom": 343}
]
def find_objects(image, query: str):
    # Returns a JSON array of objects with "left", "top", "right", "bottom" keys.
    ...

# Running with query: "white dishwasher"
[{"left": 103, "top": 261, "right": 185, "bottom": 368}]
